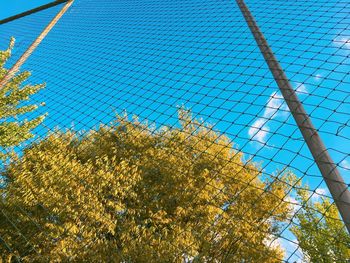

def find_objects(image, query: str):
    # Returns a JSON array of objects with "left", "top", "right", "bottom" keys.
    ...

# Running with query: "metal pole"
[
  {"left": 236, "top": 0, "right": 350, "bottom": 233},
  {"left": 0, "top": 0, "right": 74, "bottom": 89}
]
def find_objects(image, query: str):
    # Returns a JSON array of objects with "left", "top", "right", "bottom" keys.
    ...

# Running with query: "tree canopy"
[{"left": 0, "top": 111, "right": 294, "bottom": 262}]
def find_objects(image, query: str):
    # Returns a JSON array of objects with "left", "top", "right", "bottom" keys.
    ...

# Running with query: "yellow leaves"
[
  {"left": 150, "top": 210, "right": 171, "bottom": 225},
  {"left": 0, "top": 254, "right": 16, "bottom": 263},
  {"left": 65, "top": 223, "right": 79, "bottom": 235},
  {"left": 0, "top": 112, "right": 293, "bottom": 262}
]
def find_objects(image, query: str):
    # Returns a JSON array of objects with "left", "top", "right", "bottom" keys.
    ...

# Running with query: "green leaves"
[
  {"left": 0, "top": 37, "right": 14, "bottom": 69},
  {"left": 291, "top": 189, "right": 350, "bottom": 262},
  {"left": 0, "top": 38, "right": 45, "bottom": 160}
]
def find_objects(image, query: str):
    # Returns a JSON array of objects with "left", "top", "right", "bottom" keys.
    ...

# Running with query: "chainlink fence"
[{"left": 0, "top": 0, "right": 349, "bottom": 262}]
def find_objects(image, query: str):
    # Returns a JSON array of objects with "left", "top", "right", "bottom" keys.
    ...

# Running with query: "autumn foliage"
[{"left": 0, "top": 110, "right": 295, "bottom": 262}]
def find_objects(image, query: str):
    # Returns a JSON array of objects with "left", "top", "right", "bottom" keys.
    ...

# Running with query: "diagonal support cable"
[
  {"left": 0, "top": 0, "right": 70, "bottom": 25},
  {"left": 0, "top": 0, "right": 74, "bottom": 89}
]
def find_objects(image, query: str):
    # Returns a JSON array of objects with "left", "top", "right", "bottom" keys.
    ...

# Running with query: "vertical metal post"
[
  {"left": 236, "top": 0, "right": 350, "bottom": 233},
  {"left": 0, "top": 0, "right": 73, "bottom": 89}
]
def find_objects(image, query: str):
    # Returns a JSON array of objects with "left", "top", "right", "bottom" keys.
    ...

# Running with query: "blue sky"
[{"left": 0, "top": 0, "right": 349, "bottom": 261}]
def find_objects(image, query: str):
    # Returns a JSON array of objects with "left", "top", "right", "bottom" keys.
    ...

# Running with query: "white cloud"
[
  {"left": 264, "top": 235, "right": 285, "bottom": 255},
  {"left": 284, "top": 196, "right": 301, "bottom": 214},
  {"left": 265, "top": 236, "right": 305, "bottom": 262},
  {"left": 315, "top": 188, "right": 327, "bottom": 196},
  {"left": 270, "top": 237, "right": 285, "bottom": 252},
  {"left": 340, "top": 159, "right": 350, "bottom": 170},
  {"left": 333, "top": 37, "right": 350, "bottom": 49},
  {"left": 265, "top": 92, "right": 288, "bottom": 118},
  {"left": 314, "top": 74, "right": 322, "bottom": 81},
  {"left": 248, "top": 118, "right": 270, "bottom": 145},
  {"left": 294, "top": 83, "right": 308, "bottom": 95},
  {"left": 248, "top": 92, "right": 288, "bottom": 145},
  {"left": 311, "top": 187, "right": 329, "bottom": 201}
]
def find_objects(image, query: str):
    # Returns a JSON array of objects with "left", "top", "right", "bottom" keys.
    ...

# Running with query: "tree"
[
  {"left": 0, "top": 37, "right": 45, "bottom": 161},
  {"left": 0, "top": 111, "right": 294, "bottom": 262},
  {"left": 291, "top": 189, "right": 350, "bottom": 262}
]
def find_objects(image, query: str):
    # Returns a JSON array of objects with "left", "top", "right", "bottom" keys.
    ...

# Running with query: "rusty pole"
[{"left": 236, "top": 0, "right": 350, "bottom": 234}]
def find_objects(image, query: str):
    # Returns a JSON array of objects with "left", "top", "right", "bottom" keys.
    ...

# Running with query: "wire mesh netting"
[{"left": 0, "top": 0, "right": 349, "bottom": 262}]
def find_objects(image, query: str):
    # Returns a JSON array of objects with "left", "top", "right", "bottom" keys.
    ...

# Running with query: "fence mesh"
[{"left": 0, "top": 0, "right": 349, "bottom": 262}]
